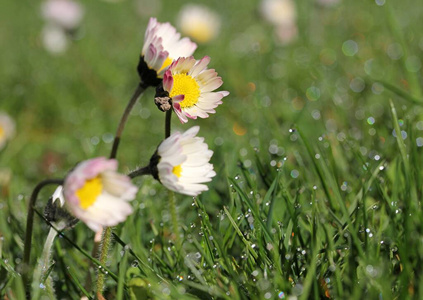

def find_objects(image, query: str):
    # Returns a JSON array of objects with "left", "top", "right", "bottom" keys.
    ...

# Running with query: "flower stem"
[
  {"left": 165, "top": 108, "right": 179, "bottom": 246},
  {"left": 110, "top": 83, "right": 148, "bottom": 159},
  {"left": 168, "top": 190, "right": 181, "bottom": 248},
  {"left": 165, "top": 110, "right": 172, "bottom": 138},
  {"left": 128, "top": 166, "right": 151, "bottom": 179},
  {"left": 22, "top": 178, "right": 64, "bottom": 299},
  {"left": 96, "top": 226, "right": 112, "bottom": 298},
  {"left": 32, "top": 227, "right": 59, "bottom": 299}
]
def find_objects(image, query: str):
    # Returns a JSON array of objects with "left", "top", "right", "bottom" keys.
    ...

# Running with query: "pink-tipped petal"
[
  {"left": 189, "top": 56, "right": 211, "bottom": 77},
  {"left": 172, "top": 94, "right": 185, "bottom": 104},
  {"left": 163, "top": 71, "right": 174, "bottom": 92}
]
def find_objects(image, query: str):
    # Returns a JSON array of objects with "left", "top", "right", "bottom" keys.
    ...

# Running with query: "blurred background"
[
  {"left": 1, "top": 0, "right": 423, "bottom": 298},
  {"left": 1, "top": 0, "right": 423, "bottom": 217}
]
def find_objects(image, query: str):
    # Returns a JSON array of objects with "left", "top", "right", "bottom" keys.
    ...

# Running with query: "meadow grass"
[{"left": 1, "top": 0, "right": 423, "bottom": 299}]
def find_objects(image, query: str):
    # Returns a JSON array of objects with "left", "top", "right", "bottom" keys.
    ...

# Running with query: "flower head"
[
  {"left": 177, "top": 4, "right": 221, "bottom": 44},
  {"left": 41, "top": 0, "right": 84, "bottom": 30},
  {"left": 153, "top": 126, "right": 215, "bottom": 196},
  {"left": 260, "top": 0, "right": 296, "bottom": 27},
  {"left": 138, "top": 18, "right": 197, "bottom": 87},
  {"left": 42, "top": 25, "right": 69, "bottom": 54},
  {"left": 162, "top": 56, "right": 229, "bottom": 123},
  {"left": 63, "top": 157, "right": 137, "bottom": 232},
  {"left": 0, "top": 112, "right": 15, "bottom": 150}
]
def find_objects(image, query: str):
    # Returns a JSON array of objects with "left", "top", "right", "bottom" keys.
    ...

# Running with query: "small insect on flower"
[
  {"left": 177, "top": 4, "right": 221, "bottom": 44},
  {"left": 0, "top": 112, "right": 15, "bottom": 150},
  {"left": 63, "top": 157, "right": 138, "bottom": 232},
  {"left": 162, "top": 56, "right": 229, "bottom": 123},
  {"left": 152, "top": 126, "right": 216, "bottom": 196},
  {"left": 138, "top": 17, "right": 197, "bottom": 87}
]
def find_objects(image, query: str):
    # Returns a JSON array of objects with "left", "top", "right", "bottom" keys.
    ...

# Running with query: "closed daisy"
[
  {"left": 138, "top": 17, "right": 197, "bottom": 87},
  {"left": 0, "top": 112, "right": 15, "bottom": 150},
  {"left": 153, "top": 126, "right": 215, "bottom": 196},
  {"left": 162, "top": 56, "right": 229, "bottom": 123},
  {"left": 63, "top": 157, "right": 138, "bottom": 232}
]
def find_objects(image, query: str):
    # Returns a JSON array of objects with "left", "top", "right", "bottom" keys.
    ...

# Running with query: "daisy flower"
[
  {"left": 63, "top": 157, "right": 137, "bottom": 232},
  {"left": 41, "top": 0, "right": 84, "bottom": 31},
  {"left": 0, "top": 112, "right": 15, "bottom": 150},
  {"left": 177, "top": 4, "right": 221, "bottom": 44},
  {"left": 138, "top": 17, "right": 197, "bottom": 87},
  {"left": 41, "top": 25, "right": 69, "bottom": 54},
  {"left": 260, "top": 0, "right": 296, "bottom": 27},
  {"left": 153, "top": 126, "right": 215, "bottom": 196},
  {"left": 162, "top": 56, "right": 229, "bottom": 123}
]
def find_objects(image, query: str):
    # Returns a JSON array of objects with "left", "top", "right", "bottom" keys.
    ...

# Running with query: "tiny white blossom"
[{"left": 156, "top": 126, "right": 216, "bottom": 196}]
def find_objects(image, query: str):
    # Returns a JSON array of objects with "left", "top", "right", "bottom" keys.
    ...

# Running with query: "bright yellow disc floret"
[{"left": 169, "top": 73, "right": 201, "bottom": 108}]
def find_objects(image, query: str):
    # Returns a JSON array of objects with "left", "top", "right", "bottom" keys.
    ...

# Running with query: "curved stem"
[
  {"left": 23, "top": 178, "right": 64, "bottom": 299},
  {"left": 128, "top": 166, "right": 151, "bottom": 179},
  {"left": 110, "top": 83, "right": 148, "bottom": 159},
  {"left": 165, "top": 110, "right": 172, "bottom": 138}
]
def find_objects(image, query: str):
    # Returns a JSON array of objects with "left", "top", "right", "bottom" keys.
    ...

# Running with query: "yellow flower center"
[
  {"left": 169, "top": 73, "right": 201, "bottom": 108},
  {"left": 158, "top": 57, "right": 173, "bottom": 74},
  {"left": 172, "top": 165, "right": 182, "bottom": 178},
  {"left": 184, "top": 24, "right": 214, "bottom": 43},
  {"left": 76, "top": 176, "right": 103, "bottom": 209},
  {"left": 0, "top": 126, "right": 4, "bottom": 139}
]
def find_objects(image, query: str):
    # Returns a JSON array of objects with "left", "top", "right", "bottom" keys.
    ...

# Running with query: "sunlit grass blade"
[
  {"left": 223, "top": 206, "right": 258, "bottom": 260},
  {"left": 228, "top": 178, "right": 274, "bottom": 242},
  {"left": 297, "top": 127, "right": 365, "bottom": 258},
  {"left": 265, "top": 170, "right": 280, "bottom": 231},
  {"left": 33, "top": 209, "right": 119, "bottom": 282}
]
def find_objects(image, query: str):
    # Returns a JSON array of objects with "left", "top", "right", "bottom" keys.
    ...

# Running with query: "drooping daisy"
[
  {"left": 0, "top": 112, "right": 15, "bottom": 150},
  {"left": 177, "top": 4, "right": 221, "bottom": 44},
  {"left": 152, "top": 126, "right": 215, "bottom": 196},
  {"left": 138, "top": 17, "right": 197, "bottom": 87},
  {"left": 162, "top": 56, "right": 229, "bottom": 123},
  {"left": 63, "top": 157, "right": 138, "bottom": 232}
]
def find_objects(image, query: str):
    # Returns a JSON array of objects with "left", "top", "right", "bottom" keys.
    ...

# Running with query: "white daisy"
[
  {"left": 41, "top": 0, "right": 84, "bottom": 30},
  {"left": 63, "top": 157, "right": 138, "bottom": 232},
  {"left": 177, "top": 4, "right": 221, "bottom": 44},
  {"left": 41, "top": 25, "right": 69, "bottom": 54},
  {"left": 162, "top": 56, "right": 229, "bottom": 123},
  {"left": 0, "top": 112, "right": 15, "bottom": 150},
  {"left": 138, "top": 17, "right": 197, "bottom": 86},
  {"left": 155, "top": 126, "right": 216, "bottom": 196},
  {"left": 260, "top": 0, "right": 296, "bottom": 27}
]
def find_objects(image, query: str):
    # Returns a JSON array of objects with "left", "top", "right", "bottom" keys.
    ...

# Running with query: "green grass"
[{"left": 1, "top": 0, "right": 423, "bottom": 299}]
